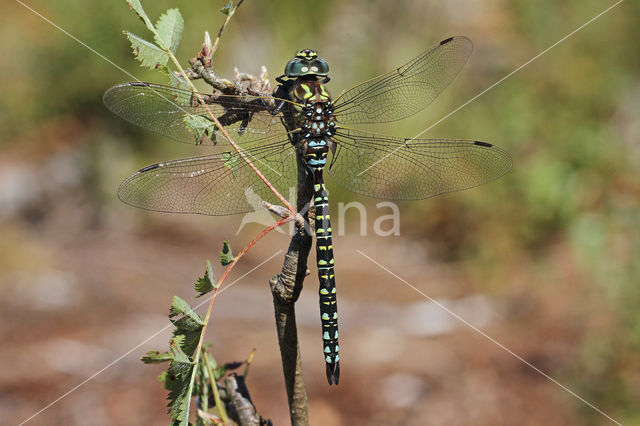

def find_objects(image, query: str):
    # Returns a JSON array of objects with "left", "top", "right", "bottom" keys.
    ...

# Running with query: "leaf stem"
[
  {"left": 211, "top": 0, "right": 244, "bottom": 57},
  {"left": 243, "top": 348, "right": 257, "bottom": 380},
  {"left": 202, "top": 347, "right": 229, "bottom": 424}
]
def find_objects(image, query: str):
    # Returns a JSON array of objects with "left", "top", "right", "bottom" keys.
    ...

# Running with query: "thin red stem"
[
  {"left": 201, "top": 102, "right": 296, "bottom": 214},
  {"left": 192, "top": 215, "right": 292, "bottom": 365}
]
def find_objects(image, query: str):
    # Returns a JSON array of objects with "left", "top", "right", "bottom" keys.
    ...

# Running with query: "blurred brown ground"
[{"left": 1, "top": 1, "right": 639, "bottom": 425}]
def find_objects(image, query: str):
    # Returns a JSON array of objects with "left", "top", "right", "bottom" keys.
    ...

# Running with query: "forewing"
[
  {"left": 333, "top": 37, "right": 472, "bottom": 125},
  {"left": 104, "top": 82, "right": 294, "bottom": 146},
  {"left": 327, "top": 127, "right": 511, "bottom": 200},
  {"left": 118, "top": 139, "right": 298, "bottom": 216}
]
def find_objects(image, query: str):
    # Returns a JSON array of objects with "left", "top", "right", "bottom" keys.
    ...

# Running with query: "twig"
[
  {"left": 225, "top": 375, "right": 261, "bottom": 426},
  {"left": 263, "top": 201, "right": 305, "bottom": 228},
  {"left": 243, "top": 348, "right": 257, "bottom": 380},
  {"left": 270, "top": 153, "right": 313, "bottom": 426},
  {"left": 211, "top": 0, "right": 245, "bottom": 57}
]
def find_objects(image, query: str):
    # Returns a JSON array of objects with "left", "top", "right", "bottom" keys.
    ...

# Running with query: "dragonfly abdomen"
[
  {"left": 313, "top": 180, "right": 340, "bottom": 385},
  {"left": 302, "top": 132, "right": 341, "bottom": 385}
]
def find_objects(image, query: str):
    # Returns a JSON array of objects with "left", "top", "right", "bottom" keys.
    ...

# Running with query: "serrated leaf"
[
  {"left": 170, "top": 296, "right": 204, "bottom": 325},
  {"left": 219, "top": 1, "right": 234, "bottom": 15},
  {"left": 164, "top": 335, "right": 196, "bottom": 423},
  {"left": 222, "top": 152, "right": 239, "bottom": 180},
  {"left": 193, "top": 277, "right": 214, "bottom": 298},
  {"left": 125, "top": 31, "right": 169, "bottom": 69},
  {"left": 174, "top": 322, "right": 202, "bottom": 357},
  {"left": 170, "top": 298, "right": 204, "bottom": 356},
  {"left": 220, "top": 240, "right": 234, "bottom": 266},
  {"left": 126, "top": 0, "right": 155, "bottom": 31},
  {"left": 173, "top": 315, "right": 205, "bottom": 332},
  {"left": 169, "top": 335, "right": 192, "bottom": 364},
  {"left": 195, "top": 360, "right": 207, "bottom": 398},
  {"left": 155, "top": 8, "right": 184, "bottom": 54},
  {"left": 142, "top": 350, "right": 174, "bottom": 364},
  {"left": 184, "top": 114, "right": 217, "bottom": 145},
  {"left": 194, "top": 260, "right": 216, "bottom": 298}
]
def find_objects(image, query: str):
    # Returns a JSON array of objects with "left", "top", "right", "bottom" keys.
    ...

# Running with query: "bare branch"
[{"left": 270, "top": 153, "right": 313, "bottom": 426}]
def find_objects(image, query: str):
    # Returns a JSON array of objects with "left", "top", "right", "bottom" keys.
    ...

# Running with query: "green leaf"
[
  {"left": 155, "top": 8, "right": 184, "bottom": 54},
  {"left": 220, "top": 240, "right": 234, "bottom": 266},
  {"left": 219, "top": 1, "right": 234, "bottom": 15},
  {"left": 184, "top": 114, "right": 217, "bottom": 145},
  {"left": 170, "top": 297, "right": 204, "bottom": 356},
  {"left": 169, "top": 335, "right": 192, "bottom": 364},
  {"left": 194, "top": 260, "right": 216, "bottom": 298},
  {"left": 194, "top": 358, "right": 208, "bottom": 404},
  {"left": 141, "top": 350, "right": 174, "bottom": 364},
  {"left": 222, "top": 152, "right": 239, "bottom": 179},
  {"left": 165, "top": 335, "right": 195, "bottom": 423},
  {"left": 170, "top": 296, "right": 204, "bottom": 326},
  {"left": 126, "top": 0, "right": 155, "bottom": 32},
  {"left": 125, "top": 31, "right": 169, "bottom": 69}
]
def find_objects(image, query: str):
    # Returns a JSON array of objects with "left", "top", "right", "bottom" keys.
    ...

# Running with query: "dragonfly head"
[{"left": 284, "top": 49, "right": 329, "bottom": 78}]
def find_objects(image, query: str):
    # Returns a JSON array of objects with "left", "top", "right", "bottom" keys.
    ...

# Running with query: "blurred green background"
[{"left": 1, "top": 0, "right": 638, "bottom": 425}]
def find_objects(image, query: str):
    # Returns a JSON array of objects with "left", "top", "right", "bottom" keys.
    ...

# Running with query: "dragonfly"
[{"left": 104, "top": 36, "right": 512, "bottom": 386}]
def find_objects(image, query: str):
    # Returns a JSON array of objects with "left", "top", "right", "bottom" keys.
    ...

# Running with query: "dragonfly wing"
[
  {"left": 104, "top": 82, "right": 295, "bottom": 147},
  {"left": 332, "top": 37, "right": 472, "bottom": 125},
  {"left": 118, "top": 139, "right": 298, "bottom": 216},
  {"left": 327, "top": 127, "right": 511, "bottom": 200}
]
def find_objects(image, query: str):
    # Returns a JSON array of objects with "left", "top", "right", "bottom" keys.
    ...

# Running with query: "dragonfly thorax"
[
  {"left": 301, "top": 102, "right": 336, "bottom": 139},
  {"left": 289, "top": 79, "right": 333, "bottom": 125}
]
